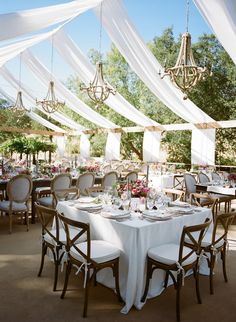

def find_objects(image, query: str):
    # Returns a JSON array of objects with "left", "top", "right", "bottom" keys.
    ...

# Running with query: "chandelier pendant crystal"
[
  {"left": 82, "top": 3, "right": 116, "bottom": 106},
  {"left": 10, "top": 53, "right": 30, "bottom": 115},
  {"left": 36, "top": 80, "right": 65, "bottom": 114},
  {"left": 36, "top": 36, "right": 65, "bottom": 113},
  {"left": 161, "top": 1, "right": 212, "bottom": 99}
]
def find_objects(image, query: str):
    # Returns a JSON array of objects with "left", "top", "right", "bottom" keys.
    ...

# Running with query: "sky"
[{"left": 0, "top": 0, "right": 213, "bottom": 102}]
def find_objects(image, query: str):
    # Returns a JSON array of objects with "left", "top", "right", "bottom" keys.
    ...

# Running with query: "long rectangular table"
[{"left": 56, "top": 201, "right": 212, "bottom": 314}]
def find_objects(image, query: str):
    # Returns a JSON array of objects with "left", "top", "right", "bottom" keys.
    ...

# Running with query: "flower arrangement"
[
  {"left": 118, "top": 179, "right": 150, "bottom": 198},
  {"left": 77, "top": 164, "right": 100, "bottom": 174},
  {"left": 228, "top": 173, "right": 236, "bottom": 181}
]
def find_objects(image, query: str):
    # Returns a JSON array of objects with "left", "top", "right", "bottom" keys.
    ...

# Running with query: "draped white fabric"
[
  {"left": 194, "top": 0, "right": 236, "bottom": 66},
  {"left": 0, "top": 0, "right": 102, "bottom": 41},
  {"left": 191, "top": 129, "right": 215, "bottom": 166},
  {"left": 27, "top": 112, "right": 66, "bottom": 133},
  {"left": 0, "top": 87, "right": 65, "bottom": 133},
  {"left": 105, "top": 132, "right": 121, "bottom": 161},
  {"left": 22, "top": 50, "right": 117, "bottom": 128},
  {"left": 97, "top": 0, "right": 214, "bottom": 124},
  {"left": 0, "top": 66, "right": 85, "bottom": 131},
  {"left": 53, "top": 29, "right": 160, "bottom": 127},
  {"left": 143, "top": 131, "right": 161, "bottom": 162},
  {"left": 80, "top": 133, "right": 91, "bottom": 159},
  {"left": 0, "top": 29, "right": 58, "bottom": 67},
  {"left": 53, "top": 136, "right": 67, "bottom": 157}
]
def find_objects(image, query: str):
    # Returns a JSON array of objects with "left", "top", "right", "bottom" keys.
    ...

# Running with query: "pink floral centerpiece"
[{"left": 118, "top": 179, "right": 150, "bottom": 198}]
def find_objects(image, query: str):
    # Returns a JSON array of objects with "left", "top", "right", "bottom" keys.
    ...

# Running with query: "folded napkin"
[
  {"left": 169, "top": 201, "right": 190, "bottom": 208},
  {"left": 75, "top": 197, "right": 97, "bottom": 203},
  {"left": 100, "top": 209, "right": 130, "bottom": 219},
  {"left": 142, "top": 210, "right": 172, "bottom": 221}
]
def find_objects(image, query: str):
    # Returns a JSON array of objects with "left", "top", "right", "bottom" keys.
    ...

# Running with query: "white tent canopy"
[{"left": 0, "top": 0, "right": 234, "bottom": 165}]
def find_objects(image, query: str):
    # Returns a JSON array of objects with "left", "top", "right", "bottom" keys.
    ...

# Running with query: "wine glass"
[{"left": 146, "top": 197, "right": 154, "bottom": 210}]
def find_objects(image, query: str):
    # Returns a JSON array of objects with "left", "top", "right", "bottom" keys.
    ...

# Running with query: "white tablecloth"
[
  {"left": 150, "top": 174, "right": 184, "bottom": 189},
  {"left": 207, "top": 185, "right": 236, "bottom": 196},
  {"left": 56, "top": 201, "right": 212, "bottom": 314}
]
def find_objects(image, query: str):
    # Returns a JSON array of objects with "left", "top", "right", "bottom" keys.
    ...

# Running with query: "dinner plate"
[
  {"left": 73, "top": 203, "right": 103, "bottom": 212},
  {"left": 168, "top": 208, "right": 194, "bottom": 215},
  {"left": 100, "top": 210, "right": 131, "bottom": 219},
  {"left": 142, "top": 210, "right": 172, "bottom": 221},
  {"left": 74, "top": 197, "right": 97, "bottom": 203},
  {"left": 169, "top": 201, "right": 191, "bottom": 208}
]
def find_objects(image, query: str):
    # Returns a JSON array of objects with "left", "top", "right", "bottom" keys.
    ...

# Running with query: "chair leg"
[
  {"left": 209, "top": 254, "right": 216, "bottom": 295},
  {"left": 9, "top": 213, "right": 13, "bottom": 234},
  {"left": 164, "top": 271, "right": 169, "bottom": 288},
  {"left": 113, "top": 261, "right": 122, "bottom": 302},
  {"left": 176, "top": 274, "right": 182, "bottom": 322},
  {"left": 83, "top": 267, "right": 91, "bottom": 318},
  {"left": 38, "top": 243, "right": 47, "bottom": 277},
  {"left": 221, "top": 246, "right": 228, "bottom": 283},
  {"left": 141, "top": 259, "right": 153, "bottom": 303},
  {"left": 194, "top": 266, "right": 202, "bottom": 304},
  {"left": 25, "top": 211, "right": 29, "bottom": 231},
  {"left": 61, "top": 261, "right": 71, "bottom": 299}
]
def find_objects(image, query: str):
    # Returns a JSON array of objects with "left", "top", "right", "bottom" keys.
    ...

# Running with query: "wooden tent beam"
[{"left": 0, "top": 126, "right": 65, "bottom": 136}]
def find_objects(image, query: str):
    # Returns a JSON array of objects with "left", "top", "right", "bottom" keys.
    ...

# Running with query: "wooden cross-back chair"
[
  {"left": 58, "top": 212, "right": 122, "bottom": 317},
  {"left": 141, "top": 218, "right": 212, "bottom": 322}
]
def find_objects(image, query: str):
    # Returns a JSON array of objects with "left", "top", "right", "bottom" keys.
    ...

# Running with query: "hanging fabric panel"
[
  {"left": 0, "top": 0, "right": 103, "bottom": 41},
  {"left": 105, "top": 132, "right": 121, "bottom": 161},
  {"left": 191, "top": 129, "right": 215, "bottom": 166},
  {"left": 0, "top": 66, "right": 85, "bottom": 131},
  {"left": 53, "top": 136, "right": 67, "bottom": 157},
  {"left": 97, "top": 0, "right": 214, "bottom": 124},
  {"left": 53, "top": 29, "right": 160, "bottom": 127},
  {"left": 22, "top": 50, "right": 117, "bottom": 128},
  {"left": 143, "top": 131, "right": 161, "bottom": 162},
  {"left": 194, "top": 0, "right": 236, "bottom": 66},
  {"left": 80, "top": 133, "right": 90, "bottom": 159}
]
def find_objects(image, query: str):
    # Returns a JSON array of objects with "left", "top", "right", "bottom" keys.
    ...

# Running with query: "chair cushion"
[
  {"left": 70, "top": 240, "right": 120, "bottom": 264},
  {"left": 44, "top": 228, "right": 86, "bottom": 245},
  {"left": 0, "top": 200, "right": 27, "bottom": 212},
  {"left": 185, "top": 231, "right": 224, "bottom": 249},
  {"left": 37, "top": 196, "right": 53, "bottom": 207},
  {"left": 148, "top": 243, "right": 197, "bottom": 266}
]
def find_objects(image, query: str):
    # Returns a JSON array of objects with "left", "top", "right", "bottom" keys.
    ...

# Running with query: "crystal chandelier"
[
  {"left": 161, "top": 0, "right": 211, "bottom": 99},
  {"left": 10, "top": 53, "right": 31, "bottom": 115},
  {"left": 36, "top": 36, "right": 65, "bottom": 113},
  {"left": 81, "top": 3, "right": 116, "bottom": 106}
]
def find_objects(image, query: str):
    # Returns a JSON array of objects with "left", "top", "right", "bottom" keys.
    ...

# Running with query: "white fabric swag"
[
  {"left": 191, "top": 129, "right": 215, "bottom": 166},
  {"left": 0, "top": 29, "right": 59, "bottom": 68},
  {"left": 53, "top": 136, "right": 67, "bottom": 157},
  {"left": 143, "top": 131, "right": 162, "bottom": 162},
  {"left": 80, "top": 133, "right": 91, "bottom": 159},
  {"left": 194, "top": 0, "right": 236, "bottom": 66},
  {"left": 0, "top": 66, "right": 84, "bottom": 132},
  {"left": 21, "top": 50, "right": 117, "bottom": 129},
  {"left": 97, "top": 0, "right": 214, "bottom": 124},
  {"left": 0, "top": 0, "right": 103, "bottom": 41},
  {"left": 105, "top": 132, "right": 121, "bottom": 161},
  {"left": 0, "top": 87, "right": 65, "bottom": 133},
  {"left": 53, "top": 29, "right": 160, "bottom": 127}
]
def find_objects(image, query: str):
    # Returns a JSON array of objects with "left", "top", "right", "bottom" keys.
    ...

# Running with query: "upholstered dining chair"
[
  {"left": 212, "top": 172, "right": 221, "bottom": 181},
  {"left": 198, "top": 172, "right": 210, "bottom": 184},
  {"left": 101, "top": 171, "right": 118, "bottom": 189},
  {"left": 76, "top": 172, "right": 95, "bottom": 196},
  {"left": 124, "top": 171, "right": 138, "bottom": 183},
  {"left": 185, "top": 212, "right": 235, "bottom": 294},
  {"left": 0, "top": 174, "right": 32, "bottom": 233},
  {"left": 58, "top": 212, "right": 122, "bottom": 317},
  {"left": 35, "top": 203, "right": 85, "bottom": 291},
  {"left": 36, "top": 173, "right": 72, "bottom": 208},
  {"left": 141, "top": 218, "right": 211, "bottom": 322}
]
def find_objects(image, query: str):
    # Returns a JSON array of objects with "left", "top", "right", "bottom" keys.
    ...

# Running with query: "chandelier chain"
[
  {"left": 50, "top": 35, "right": 54, "bottom": 80},
  {"left": 98, "top": 2, "right": 103, "bottom": 62},
  {"left": 186, "top": 0, "right": 190, "bottom": 33}
]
